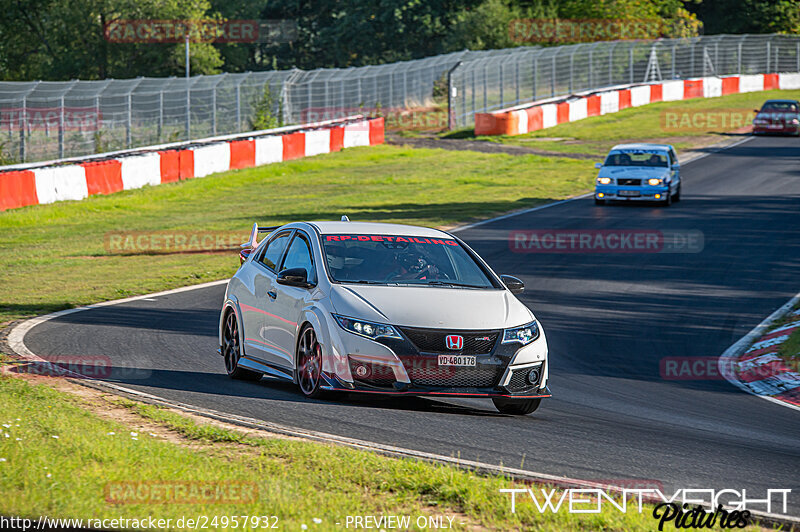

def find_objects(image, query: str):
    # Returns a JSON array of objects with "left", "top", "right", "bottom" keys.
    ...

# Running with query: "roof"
[
  {"left": 610, "top": 143, "right": 672, "bottom": 152},
  {"left": 762, "top": 99, "right": 800, "bottom": 104},
  {"left": 306, "top": 221, "right": 450, "bottom": 237}
]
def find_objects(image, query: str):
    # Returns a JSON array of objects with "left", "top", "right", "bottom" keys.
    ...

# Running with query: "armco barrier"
[
  {"left": 475, "top": 73, "right": 800, "bottom": 136},
  {"left": 0, "top": 116, "right": 384, "bottom": 212}
]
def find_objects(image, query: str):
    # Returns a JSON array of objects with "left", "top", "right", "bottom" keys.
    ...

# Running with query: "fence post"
[
  {"left": 447, "top": 61, "right": 462, "bottom": 130},
  {"left": 471, "top": 67, "right": 476, "bottom": 120},
  {"left": 483, "top": 64, "right": 488, "bottom": 112},
  {"left": 671, "top": 44, "right": 676, "bottom": 78},
  {"left": 588, "top": 48, "right": 593, "bottom": 89},
  {"left": 211, "top": 87, "right": 217, "bottom": 135},
  {"left": 766, "top": 40, "right": 771, "bottom": 73},
  {"left": 126, "top": 93, "right": 132, "bottom": 148},
  {"left": 569, "top": 50, "right": 574, "bottom": 93},
  {"left": 235, "top": 84, "right": 241, "bottom": 132},
  {"left": 403, "top": 70, "right": 408, "bottom": 107},
  {"left": 58, "top": 95, "right": 65, "bottom": 158},
  {"left": 499, "top": 63, "right": 504, "bottom": 108},
  {"left": 551, "top": 54, "right": 556, "bottom": 97},
  {"left": 515, "top": 60, "right": 520, "bottom": 105},
  {"left": 185, "top": 85, "right": 191, "bottom": 140},
  {"left": 158, "top": 91, "right": 163, "bottom": 140},
  {"left": 629, "top": 46, "right": 634, "bottom": 84},
  {"left": 19, "top": 96, "right": 26, "bottom": 162},
  {"left": 533, "top": 56, "right": 537, "bottom": 101}
]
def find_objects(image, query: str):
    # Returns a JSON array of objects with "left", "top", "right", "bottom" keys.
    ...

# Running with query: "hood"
[
  {"left": 756, "top": 112, "right": 799, "bottom": 120},
  {"left": 329, "top": 284, "right": 533, "bottom": 330},
  {"left": 598, "top": 167, "right": 670, "bottom": 180}
]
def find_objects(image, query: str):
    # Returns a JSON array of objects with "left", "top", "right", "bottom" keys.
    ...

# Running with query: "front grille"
[
  {"left": 507, "top": 365, "right": 542, "bottom": 391},
  {"left": 403, "top": 357, "right": 504, "bottom": 387},
  {"left": 618, "top": 178, "right": 641, "bottom": 186},
  {"left": 399, "top": 327, "right": 499, "bottom": 354}
]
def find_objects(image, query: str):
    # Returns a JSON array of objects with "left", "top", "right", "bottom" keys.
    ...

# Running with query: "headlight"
[
  {"left": 502, "top": 321, "right": 539, "bottom": 346},
  {"left": 597, "top": 177, "right": 612, "bottom": 185},
  {"left": 333, "top": 315, "right": 401, "bottom": 340},
  {"left": 647, "top": 178, "right": 663, "bottom": 186},
  {"left": 791, "top": 118, "right": 799, "bottom": 125}
]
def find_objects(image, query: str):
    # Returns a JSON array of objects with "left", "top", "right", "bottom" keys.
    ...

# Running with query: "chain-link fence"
[
  {"left": 1, "top": 33, "right": 798, "bottom": 163},
  {"left": 451, "top": 34, "right": 800, "bottom": 128}
]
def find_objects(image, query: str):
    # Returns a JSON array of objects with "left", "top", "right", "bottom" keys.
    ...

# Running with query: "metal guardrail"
[{"left": 1, "top": 34, "right": 798, "bottom": 163}]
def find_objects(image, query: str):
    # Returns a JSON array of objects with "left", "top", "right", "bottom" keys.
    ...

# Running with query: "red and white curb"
[
  {"left": 475, "top": 72, "right": 800, "bottom": 136},
  {"left": 0, "top": 116, "right": 384, "bottom": 212},
  {"left": 719, "top": 292, "right": 800, "bottom": 412}
]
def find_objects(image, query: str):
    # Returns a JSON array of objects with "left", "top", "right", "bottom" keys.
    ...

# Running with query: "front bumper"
[
  {"left": 595, "top": 185, "right": 669, "bottom": 201},
  {"left": 320, "top": 371, "right": 552, "bottom": 398},
  {"left": 753, "top": 124, "right": 800, "bottom": 135},
  {"left": 325, "top": 325, "right": 550, "bottom": 398}
]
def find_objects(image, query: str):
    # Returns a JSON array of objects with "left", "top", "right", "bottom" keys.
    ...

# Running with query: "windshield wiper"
[{"left": 422, "top": 280, "right": 486, "bottom": 289}]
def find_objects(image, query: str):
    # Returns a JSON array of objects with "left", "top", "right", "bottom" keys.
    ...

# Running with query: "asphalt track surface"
[{"left": 25, "top": 135, "right": 800, "bottom": 514}]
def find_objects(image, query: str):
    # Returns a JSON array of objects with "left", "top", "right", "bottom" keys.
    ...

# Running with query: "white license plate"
[
  {"left": 438, "top": 355, "right": 476, "bottom": 367},
  {"left": 619, "top": 190, "right": 640, "bottom": 197}
]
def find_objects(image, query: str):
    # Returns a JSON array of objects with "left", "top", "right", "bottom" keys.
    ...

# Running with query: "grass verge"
[
  {"left": 0, "top": 372, "right": 724, "bottom": 531},
  {"left": 0, "top": 145, "right": 591, "bottom": 324}
]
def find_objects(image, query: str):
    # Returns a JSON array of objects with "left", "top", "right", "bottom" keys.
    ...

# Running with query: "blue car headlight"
[
  {"left": 333, "top": 314, "right": 401, "bottom": 340},
  {"left": 502, "top": 321, "right": 539, "bottom": 346}
]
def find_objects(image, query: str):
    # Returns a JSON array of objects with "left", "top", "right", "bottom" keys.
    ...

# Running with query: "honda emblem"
[{"left": 445, "top": 335, "right": 464, "bottom": 350}]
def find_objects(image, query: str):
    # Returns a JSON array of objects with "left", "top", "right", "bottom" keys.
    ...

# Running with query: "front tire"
[
  {"left": 673, "top": 183, "right": 681, "bottom": 202},
  {"left": 296, "top": 324, "right": 325, "bottom": 398},
  {"left": 222, "top": 311, "right": 262, "bottom": 381},
  {"left": 492, "top": 397, "right": 541, "bottom": 415}
]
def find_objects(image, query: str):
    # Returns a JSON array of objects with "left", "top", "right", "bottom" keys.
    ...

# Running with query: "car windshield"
[
  {"left": 321, "top": 234, "right": 497, "bottom": 288},
  {"left": 604, "top": 150, "right": 668, "bottom": 167},
  {"left": 761, "top": 102, "right": 799, "bottom": 113}
]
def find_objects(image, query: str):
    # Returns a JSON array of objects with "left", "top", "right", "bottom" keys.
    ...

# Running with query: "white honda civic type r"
[{"left": 219, "top": 219, "right": 550, "bottom": 415}]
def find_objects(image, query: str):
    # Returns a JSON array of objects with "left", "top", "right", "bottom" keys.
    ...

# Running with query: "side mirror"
[
  {"left": 594, "top": 162, "right": 603, "bottom": 169},
  {"left": 277, "top": 267, "right": 313, "bottom": 288},
  {"left": 500, "top": 274, "right": 524, "bottom": 295},
  {"left": 753, "top": 109, "right": 760, "bottom": 113}
]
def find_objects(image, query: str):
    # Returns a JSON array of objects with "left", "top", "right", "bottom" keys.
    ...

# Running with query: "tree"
[
  {"left": 0, "top": 0, "right": 223, "bottom": 80},
  {"left": 687, "top": 0, "right": 800, "bottom": 35}
]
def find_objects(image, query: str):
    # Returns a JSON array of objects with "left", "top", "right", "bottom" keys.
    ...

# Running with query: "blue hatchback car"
[{"left": 594, "top": 144, "right": 681, "bottom": 206}]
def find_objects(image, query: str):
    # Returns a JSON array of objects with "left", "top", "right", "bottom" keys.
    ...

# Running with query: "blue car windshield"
[
  {"left": 321, "top": 234, "right": 497, "bottom": 288},
  {"left": 605, "top": 151, "right": 668, "bottom": 167}
]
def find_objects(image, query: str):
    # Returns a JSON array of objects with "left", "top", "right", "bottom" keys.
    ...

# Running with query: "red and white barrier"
[
  {"left": 0, "top": 117, "right": 384, "bottom": 211},
  {"left": 475, "top": 72, "right": 800, "bottom": 136}
]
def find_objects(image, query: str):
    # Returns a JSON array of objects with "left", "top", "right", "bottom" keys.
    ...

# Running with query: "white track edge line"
[
  {"left": 451, "top": 135, "right": 754, "bottom": 233},
  {"left": 718, "top": 290, "right": 800, "bottom": 413},
  {"left": 7, "top": 286, "right": 800, "bottom": 527}
]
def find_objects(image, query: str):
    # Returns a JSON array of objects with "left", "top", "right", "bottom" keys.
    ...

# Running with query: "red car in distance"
[{"left": 752, "top": 99, "right": 800, "bottom": 136}]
